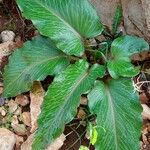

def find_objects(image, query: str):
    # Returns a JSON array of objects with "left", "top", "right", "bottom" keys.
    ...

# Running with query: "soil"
[{"left": 0, "top": 0, "right": 150, "bottom": 150}]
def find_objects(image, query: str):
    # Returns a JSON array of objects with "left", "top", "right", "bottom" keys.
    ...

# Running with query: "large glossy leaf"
[
  {"left": 3, "top": 36, "right": 69, "bottom": 98},
  {"left": 33, "top": 60, "right": 105, "bottom": 150},
  {"left": 17, "top": 0, "right": 103, "bottom": 56},
  {"left": 88, "top": 78, "right": 142, "bottom": 150},
  {"left": 107, "top": 35, "right": 149, "bottom": 78}
]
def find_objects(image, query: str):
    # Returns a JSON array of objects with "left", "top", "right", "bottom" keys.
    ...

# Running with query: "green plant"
[{"left": 2, "top": 0, "right": 149, "bottom": 150}]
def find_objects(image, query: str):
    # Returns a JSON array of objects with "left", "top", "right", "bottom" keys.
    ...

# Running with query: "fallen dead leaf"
[{"left": 30, "top": 81, "right": 45, "bottom": 133}]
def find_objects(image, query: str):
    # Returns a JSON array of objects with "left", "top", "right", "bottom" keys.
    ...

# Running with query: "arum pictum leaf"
[
  {"left": 33, "top": 60, "right": 105, "bottom": 150},
  {"left": 17, "top": 0, "right": 103, "bottom": 56},
  {"left": 107, "top": 35, "right": 149, "bottom": 78},
  {"left": 3, "top": 36, "right": 69, "bottom": 98},
  {"left": 88, "top": 78, "right": 142, "bottom": 150}
]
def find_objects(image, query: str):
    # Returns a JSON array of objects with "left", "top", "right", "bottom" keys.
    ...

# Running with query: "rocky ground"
[{"left": 0, "top": 0, "right": 150, "bottom": 150}]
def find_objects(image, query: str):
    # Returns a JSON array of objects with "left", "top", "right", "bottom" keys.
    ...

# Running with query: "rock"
[
  {"left": 12, "top": 115, "right": 19, "bottom": 125},
  {"left": 15, "top": 135, "right": 24, "bottom": 150},
  {"left": 80, "top": 97, "right": 88, "bottom": 105},
  {"left": 142, "top": 104, "right": 150, "bottom": 120},
  {"left": 0, "top": 128, "right": 16, "bottom": 150},
  {"left": 0, "top": 41, "right": 14, "bottom": 64},
  {"left": 21, "top": 134, "right": 33, "bottom": 150},
  {"left": 21, "top": 112, "right": 31, "bottom": 127},
  {"left": 0, "top": 106, "right": 7, "bottom": 116},
  {"left": 1, "top": 30, "right": 15, "bottom": 42},
  {"left": 8, "top": 99, "right": 18, "bottom": 113},
  {"left": 21, "top": 133, "right": 66, "bottom": 150},
  {"left": 77, "top": 108, "right": 86, "bottom": 120},
  {"left": 12, "top": 123, "right": 27, "bottom": 136},
  {"left": 91, "top": 0, "right": 120, "bottom": 30},
  {"left": 30, "top": 81, "right": 45, "bottom": 133},
  {"left": 46, "top": 134, "right": 66, "bottom": 150},
  {"left": 92, "top": 0, "right": 150, "bottom": 43},
  {"left": 15, "top": 95, "right": 29, "bottom": 107},
  {"left": 14, "top": 107, "right": 22, "bottom": 116}
]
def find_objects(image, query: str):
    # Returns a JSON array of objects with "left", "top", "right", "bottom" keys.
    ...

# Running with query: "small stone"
[
  {"left": 21, "top": 112, "right": 31, "bottom": 127},
  {"left": 21, "top": 133, "right": 66, "bottom": 150},
  {"left": 14, "top": 107, "right": 22, "bottom": 116},
  {"left": 15, "top": 135, "right": 24, "bottom": 150},
  {"left": 142, "top": 104, "right": 150, "bottom": 120},
  {"left": 80, "top": 97, "right": 88, "bottom": 105},
  {"left": 0, "top": 128, "right": 16, "bottom": 150},
  {"left": 12, "top": 115, "right": 19, "bottom": 125},
  {"left": 1, "top": 30, "right": 15, "bottom": 42},
  {"left": 12, "top": 123, "right": 27, "bottom": 136},
  {"left": 8, "top": 100, "right": 18, "bottom": 113},
  {"left": 15, "top": 95, "right": 29, "bottom": 107},
  {"left": 77, "top": 108, "right": 86, "bottom": 120},
  {"left": 46, "top": 134, "right": 66, "bottom": 150},
  {"left": 2, "top": 117, "right": 7, "bottom": 124},
  {"left": 142, "top": 134, "right": 149, "bottom": 145},
  {"left": 21, "top": 134, "right": 34, "bottom": 150},
  {"left": 0, "top": 106, "right": 6, "bottom": 116}
]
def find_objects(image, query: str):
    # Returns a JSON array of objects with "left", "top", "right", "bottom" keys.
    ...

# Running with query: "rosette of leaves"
[{"left": 3, "top": 1, "right": 149, "bottom": 150}]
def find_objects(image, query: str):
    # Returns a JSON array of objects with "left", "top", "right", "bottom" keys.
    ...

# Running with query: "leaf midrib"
[
  {"left": 4, "top": 55, "right": 67, "bottom": 95},
  {"left": 35, "top": 0, "right": 81, "bottom": 39},
  {"left": 47, "top": 70, "right": 89, "bottom": 133},
  {"left": 105, "top": 85, "right": 119, "bottom": 150}
]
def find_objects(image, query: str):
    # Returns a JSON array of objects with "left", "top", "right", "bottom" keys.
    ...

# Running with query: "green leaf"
[
  {"left": 3, "top": 36, "right": 69, "bottom": 98},
  {"left": 17, "top": 0, "right": 103, "bottom": 56},
  {"left": 112, "top": 5, "right": 122, "bottom": 34},
  {"left": 88, "top": 78, "right": 142, "bottom": 150},
  {"left": 111, "top": 35, "right": 149, "bottom": 58},
  {"left": 89, "top": 123, "right": 98, "bottom": 145},
  {"left": 107, "top": 58, "right": 139, "bottom": 78},
  {"left": 108, "top": 35, "right": 149, "bottom": 78},
  {"left": 79, "top": 146, "right": 89, "bottom": 150},
  {"left": 33, "top": 60, "right": 105, "bottom": 150}
]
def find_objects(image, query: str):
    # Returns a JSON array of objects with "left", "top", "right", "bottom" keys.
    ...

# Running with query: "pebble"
[
  {"left": 14, "top": 107, "right": 22, "bottom": 116},
  {"left": 15, "top": 95, "right": 29, "bottom": 106},
  {"left": 1, "top": 30, "right": 15, "bottom": 42},
  {"left": 0, "top": 106, "right": 6, "bottom": 116},
  {"left": 8, "top": 99, "right": 18, "bottom": 113},
  {"left": 15, "top": 135, "right": 24, "bottom": 150},
  {"left": 77, "top": 108, "right": 86, "bottom": 120},
  {"left": 11, "top": 123, "right": 27, "bottom": 136},
  {"left": 11, "top": 115, "right": 19, "bottom": 125},
  {"left": 21, "top": 112, "right": 31, "bottom": 127},
  {"left": 21, "top": 133, "right": 66, "bottom": 150},
  {"left": 0, "top": 128, "right": 16, "bottom": 150},
  {"left": 80, "top": 97, "right": 88, "bottom": 105}
]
